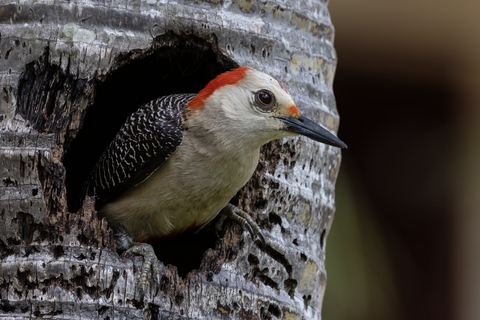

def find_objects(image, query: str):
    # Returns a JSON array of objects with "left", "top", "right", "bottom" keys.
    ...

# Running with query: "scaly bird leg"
[
  {"left": 216, "top": 203, "right": 266, "bottom": 249},
  {"left": 114, "top": 226, "right": 161, "bottom": 304},
  {"left": 126, "top": 242, "right": 162, "bottom": 302}
]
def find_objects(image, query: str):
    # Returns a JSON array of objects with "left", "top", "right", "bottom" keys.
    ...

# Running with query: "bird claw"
[
  {"left": 217, "top": 203, "right": 266, "bottom": 250},
  {"left": 256, "top": 230, "right": 266, "bottom": 250},
  {"left": 126, "top": 242, "right": 162, "bottom": 304},
  {"left": 243, "top": 221, "right": 255, "bottom": 239}
]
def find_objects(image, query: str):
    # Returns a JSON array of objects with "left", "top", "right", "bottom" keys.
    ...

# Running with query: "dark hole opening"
[
  {"left": 320, "top": 228, "right": 326, "bottom": 248},
  {"left": 63, "top": 32, "right": 238, "bottom": 277}
]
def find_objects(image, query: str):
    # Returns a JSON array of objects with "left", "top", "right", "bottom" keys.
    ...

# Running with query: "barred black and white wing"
[{"left": 87, "top": 94, "right": 195, "bottom": 209}]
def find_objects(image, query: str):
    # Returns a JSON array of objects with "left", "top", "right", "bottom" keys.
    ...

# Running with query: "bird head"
[{"left": 187, "top": 67, "right": 347, "bottom": 149}]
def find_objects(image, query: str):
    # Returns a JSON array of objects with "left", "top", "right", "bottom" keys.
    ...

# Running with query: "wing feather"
[{"left": 86, "top": 94, "right": 195, "bottom": 209}]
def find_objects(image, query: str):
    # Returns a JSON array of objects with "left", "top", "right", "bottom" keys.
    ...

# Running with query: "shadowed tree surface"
[{"left": 0, "top": 0, "right": 342, "bottom": 319}]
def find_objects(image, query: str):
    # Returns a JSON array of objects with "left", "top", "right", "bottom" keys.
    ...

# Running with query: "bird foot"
[
  {"left": 216, "top": 203, "right": 266, "bottom": 249},
  {"left": 126, "top": 242, "right": 162, "bottom": 304}
]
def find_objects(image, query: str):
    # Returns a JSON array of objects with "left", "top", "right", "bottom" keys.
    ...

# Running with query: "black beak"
[{"left": 279, "top": 116, "right": 347, "bottom": 149}]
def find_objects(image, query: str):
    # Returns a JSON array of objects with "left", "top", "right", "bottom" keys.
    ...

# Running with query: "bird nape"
[{"left": 84, "top": 67, "right": 346, "bottom": 302}]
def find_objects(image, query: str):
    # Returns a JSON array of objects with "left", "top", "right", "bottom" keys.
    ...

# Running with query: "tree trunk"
[{"left": 0, "top": 0, "right": 342, "bottom": 319}]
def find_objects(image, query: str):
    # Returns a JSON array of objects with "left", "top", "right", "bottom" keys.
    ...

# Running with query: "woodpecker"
[{"left": 86, "top": 67, "right": 346, "bottom": 297}]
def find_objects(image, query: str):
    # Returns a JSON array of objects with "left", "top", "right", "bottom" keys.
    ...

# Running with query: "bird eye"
[
  {"left": 258, "top": 91, "right": 272, "bottom": 104},
  {"left": 254, "top": 90, "right": 276, "bottom": 111}
]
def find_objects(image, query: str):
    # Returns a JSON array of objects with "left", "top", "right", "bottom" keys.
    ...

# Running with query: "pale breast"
[{"left": 100, "top": 134, "right": 261, "bottom": 241}]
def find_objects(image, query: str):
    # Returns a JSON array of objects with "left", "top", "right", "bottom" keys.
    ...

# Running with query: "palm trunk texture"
[{"left": 0, "top": 0, "right": 342, "bottom": 319}]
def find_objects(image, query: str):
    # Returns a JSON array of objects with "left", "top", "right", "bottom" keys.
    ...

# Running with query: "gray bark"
[{"left": 0, "top": 0, "right": 342, "bottom": 319}]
